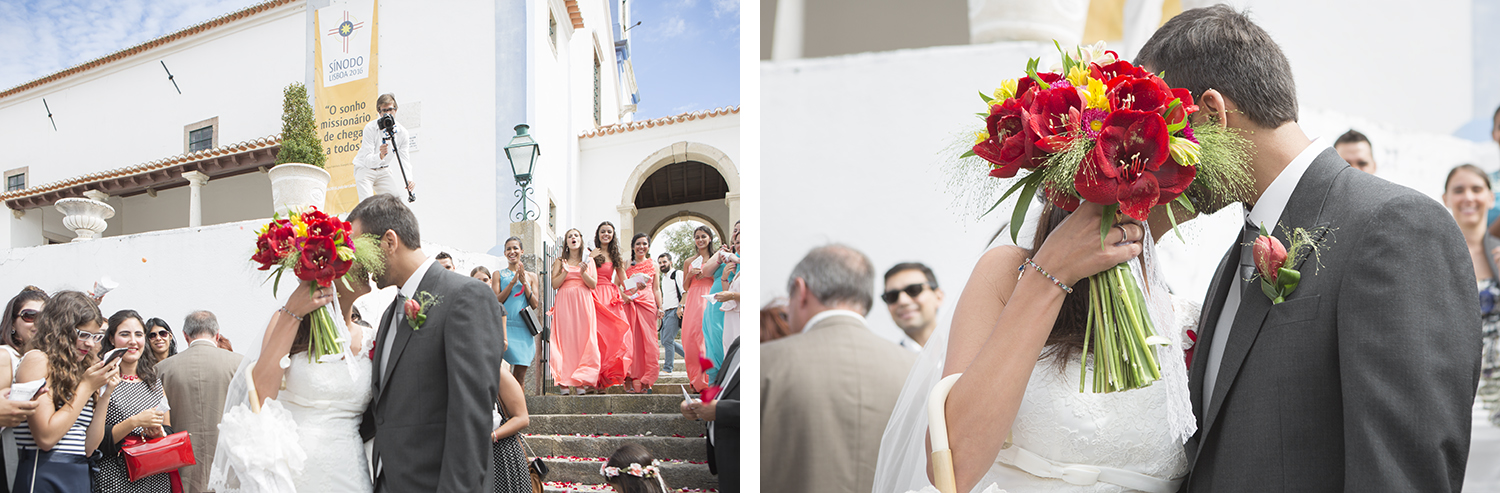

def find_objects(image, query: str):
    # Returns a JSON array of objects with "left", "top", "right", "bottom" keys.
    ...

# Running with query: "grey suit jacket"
[
  {"left": 364, "top": 262, "right": 506, "bottom": 493},
  {"left": 1185, "top": 149, "right": 1481, "bottom": 491},
  {"left": 156, "top": 339, "right": 244, "bottom": 493},
  {"left": 761, "top": 313, "right": 916, "bottom": 493}
]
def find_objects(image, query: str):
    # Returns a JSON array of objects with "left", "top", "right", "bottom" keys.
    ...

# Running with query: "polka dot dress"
[
  {"left": 492, "top": 415, "right": 531, "bottom": 493},
  {"left": 92, "top": 378, "right": 171, "bottom": 493}
]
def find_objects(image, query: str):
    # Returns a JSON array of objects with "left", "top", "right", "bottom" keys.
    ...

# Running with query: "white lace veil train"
[{"left": 871, "top": 225, "right": 1197, "bottom": 493}]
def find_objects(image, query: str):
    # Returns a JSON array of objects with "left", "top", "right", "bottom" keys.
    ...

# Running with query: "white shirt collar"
[
  {"left": 188, "top": 338, "right": 217, "bottom": 348},
  {"left": 401, "top": 256, "right": 439, "bottom": 298},
  {"left": 1246, "top": 137, "right": 1328, "bottom": 229},
  {"left": 800, "top": 309, "right": 863, "bottom": 333}
]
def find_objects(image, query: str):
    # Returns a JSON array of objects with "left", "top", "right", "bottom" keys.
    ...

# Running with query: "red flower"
[
  {"left": 251, "top": 225, "right": 297, "bottom": 270},
  {"left": 1108, "top": 77, "right": 1171, "bottom": 113},
  {"left": 1166, "top": 88, "right": 1199, "bottom": 128},
  {"left": 1014, "top": 72, "right": 1063, "bottom": 104},
  {"left": 404, "top": 297, "right": 421, "bottom": 321},
  {"left": 974, "top": 98, "right": 1041, "bottom": 179},
  {"left": 294, "top": 235, "right": 350, "bottom": 287},
  {"left": 1090, "top": 60, "right": 1148, "bottom": 87},
  {"left": 1253, "top": 235, "right": 1289, "bottom": 282},
  {"left": 1183, "top": 328, "right": 1197, "bottom": 369},
  {"left": 1027, "top": 87, "right": 1085, "bottom": 153},
  {"left": 1075, "top": 110, "right": 1194, "bottom": 221},
  {"left": 700, "top": 385, "right": 722, "bottom": 402},
  {"left": 307, "top": 217, "right": 340, "bottom": 238}
]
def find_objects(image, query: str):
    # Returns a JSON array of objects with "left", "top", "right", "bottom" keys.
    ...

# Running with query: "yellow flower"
[
  {"left": 1066, "top": 66, "right": 1090, "bottom": 88},
  {"left": 993, "top": 79, "right": 1018, "bottom": 102},
  {"left": 973, "top": 130, "right": 990, "bottom": 145},
  {"left": 1082, "top": 77, "right": 1109, "bottom": 110},
  {"left": 1169, "top": 136, "right": 1202, "bottom": 167}
]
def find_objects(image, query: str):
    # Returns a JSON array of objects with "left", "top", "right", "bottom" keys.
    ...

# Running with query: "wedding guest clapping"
[
  {"left": 701, "top": 222, "right": 737, "bottom": 375},
  {"left": 14, "top": 291, "right": 119, "bottom": 492},
  {"left": 143, "top": 318, "right": 177, "bottom": 362},
  {"left": 93, "top": 309, "right": 172, "bottom": 492},
  {"left": 495, "top": 237, "right": 541, "bottom": 391},
  {"left": 489, "top": 368, "right": 530, "bottom": 493}
]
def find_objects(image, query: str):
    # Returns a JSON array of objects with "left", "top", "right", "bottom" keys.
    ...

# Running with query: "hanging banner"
[{"left": 313, "top": 0, "right": 377, "bottom": 215}]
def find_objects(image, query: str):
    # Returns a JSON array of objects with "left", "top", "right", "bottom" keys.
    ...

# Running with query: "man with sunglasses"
[{"left": 881, "top": 262, "right": 944, "bottom": 350}]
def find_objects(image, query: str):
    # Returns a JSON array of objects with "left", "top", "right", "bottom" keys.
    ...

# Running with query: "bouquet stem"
[
  {"left": 306, "top": 305, "right": 343, "bottom": 362},
  {"left": 1080, "top": 263, "right": 1163, "bottom": 393}
]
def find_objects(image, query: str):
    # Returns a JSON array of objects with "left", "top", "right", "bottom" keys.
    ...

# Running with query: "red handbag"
[{"left": 120, "top": 431, "right": 196, "bottom": 482}]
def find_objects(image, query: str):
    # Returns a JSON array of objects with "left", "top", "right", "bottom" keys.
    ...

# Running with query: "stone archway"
[{"left": 615, "top": 142, "right": 739, "bottom": 245}]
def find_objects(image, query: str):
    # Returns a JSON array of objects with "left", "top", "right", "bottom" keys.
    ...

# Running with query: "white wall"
[
  {"left": 0, "top": 3, "right": 304, "bottom": 190},
  {"left": 576, "top": 113, "right": 740, "bottom": 242},
  {"left": 763, "top": 41, "right": 1494, "bottom": 346}
]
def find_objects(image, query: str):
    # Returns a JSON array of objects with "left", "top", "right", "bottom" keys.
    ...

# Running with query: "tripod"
[{"left": 379, "top": 116, "right": 416, "bottom": 203}]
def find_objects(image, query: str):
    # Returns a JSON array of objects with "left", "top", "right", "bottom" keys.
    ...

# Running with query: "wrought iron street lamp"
[{"left": 504, "top": 124, "right": 541, "bottom": 222}]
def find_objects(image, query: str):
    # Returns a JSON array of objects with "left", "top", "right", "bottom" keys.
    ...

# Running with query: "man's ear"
[
  {"left": 1199, "top": 89, "right": 1230, "bottom": 128},
  {"left": 382, "top": 229, "right": 402, "bottom": 252}
]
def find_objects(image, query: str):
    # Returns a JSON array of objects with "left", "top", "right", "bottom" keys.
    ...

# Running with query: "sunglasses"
[
  {"left": 149, "top": 330, "right": 171, "bottom": 339},
  {"left": 75, "top": 329, "right": 105, "bottom": 343},
  {"left": 15, "top": 309, "right": 38, "bottom": 324},
  {"left": 881, "top": 283, "right": 930, "bottom": 304}
]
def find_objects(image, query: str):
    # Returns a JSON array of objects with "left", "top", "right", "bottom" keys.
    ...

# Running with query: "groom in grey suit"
[
  {"left": 1139, "top": 6, "right": 1482, "bottom": 492},
  {"left": 352, "top": 194, "right": 506, "bottom": 493}
]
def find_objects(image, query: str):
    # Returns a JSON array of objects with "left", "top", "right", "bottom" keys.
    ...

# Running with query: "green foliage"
[
  {"left": 660, "top": 222, "right": 701, "bottom": 270},
  {"left": 1181, "top": 123, "right": 1255, "bottom": 213},
  {"left": 275, "top": 82, "right": 327, "bottom": 168}
]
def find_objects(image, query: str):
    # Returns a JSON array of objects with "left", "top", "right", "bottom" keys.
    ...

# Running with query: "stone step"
[
  {"left": 525, "top": 434, "right": 706, "bottom": 462},
  {"left": 528, "top": 413, "right": 706, "bottom": 438},
  {"left": 543, "top": 483, "right": 711, "bottom": 493},
  {"left": 527, "top": 394, "right": 685, "bottom": 415},
  {"left": 540, "top": 457, "right": 717, "bottom": 490}
]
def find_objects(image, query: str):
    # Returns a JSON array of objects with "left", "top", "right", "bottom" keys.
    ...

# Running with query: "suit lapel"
[
  {"left": 379, "top": 262, "right": 445, "bottom": 401},
  {"left": 1199, "top": 149, "right": 1345, "bottom": 445}
]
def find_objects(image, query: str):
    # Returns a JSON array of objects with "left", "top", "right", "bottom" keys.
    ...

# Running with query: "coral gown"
[
  {"left": 593, "top": 262, "right": 633, "bottom": 388},
  {"left": 549, "top": 262, "right": 601, "bottom": 388},
  {"left": 681, "top": 256, "right": 713, "bottom": 391},
  {"left": 623, "top": 260, "right": 662, "bottom": 389}
]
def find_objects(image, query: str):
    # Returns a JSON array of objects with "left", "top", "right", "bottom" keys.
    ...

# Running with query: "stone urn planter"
[
  {"left": 55, "top": 197, "right": 115, "bottom": 242},
  {"left": 267, "top": 163, "right": 331, "bottom": 214},
  {"left": 968, "top": 0, "right": 1089, "bottom": 47}
]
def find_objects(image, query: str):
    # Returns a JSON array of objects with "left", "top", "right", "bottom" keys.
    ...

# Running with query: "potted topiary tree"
[{"left": 266, "top": 81, "right": 331, "bottom": 214}]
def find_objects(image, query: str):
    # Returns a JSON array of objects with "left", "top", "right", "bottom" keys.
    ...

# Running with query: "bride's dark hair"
[{"left": 1023, "top": 203, "right": 1092, "bottom": 365}]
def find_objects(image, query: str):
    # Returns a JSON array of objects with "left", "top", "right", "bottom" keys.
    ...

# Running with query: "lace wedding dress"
[
  {"left": 875, "top": 231, "right": 1198, "bottom": 493},
  {"left": 211, "top": 303, "right": 374, "bottom": 493}
]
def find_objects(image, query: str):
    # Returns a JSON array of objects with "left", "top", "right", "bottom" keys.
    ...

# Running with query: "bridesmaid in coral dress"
[
  {"left": 680, "top": 225, "right": 718, "bottom": 392},
  {"left": 622, "top": 233, "right": 662, "bottom": 393},
  {"left": 590, "top": 222, "right": 633, "bottom": 391},
  {"left": 549, "top": 228, "right": 601, "bottom": 395}
]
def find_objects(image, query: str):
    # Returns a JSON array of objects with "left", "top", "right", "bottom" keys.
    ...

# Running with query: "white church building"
[{"left": 0, "top": 0, "right": 740, "bottom": 355}]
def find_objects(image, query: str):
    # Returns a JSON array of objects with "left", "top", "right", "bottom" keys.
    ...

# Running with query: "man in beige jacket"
[
  {"left": 762, "top": 244, "right": 917, "bottom": 493},
  {"left": 157, "top": 311, "right": 244, "bottom": 493}
]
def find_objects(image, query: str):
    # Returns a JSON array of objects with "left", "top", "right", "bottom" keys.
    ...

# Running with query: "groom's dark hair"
[
  {"left": 1136, "top": 5, "right": 1298, "bottom": 129},
  {"left": 348, "top": 193, "right": 422, "bottom": 249}
]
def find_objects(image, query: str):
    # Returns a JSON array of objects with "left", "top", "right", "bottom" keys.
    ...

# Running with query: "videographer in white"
[{"left": 354, "top": 93, "right": 416, "bottom": 202}]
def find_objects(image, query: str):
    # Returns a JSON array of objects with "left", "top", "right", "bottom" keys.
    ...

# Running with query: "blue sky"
[{"left": 0, "top": 0, "right": 740, "bottom": 119}]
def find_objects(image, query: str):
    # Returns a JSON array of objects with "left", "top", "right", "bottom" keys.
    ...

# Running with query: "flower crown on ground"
[{"left": 600, "top": 459, "right": 662, "bottom": 478}]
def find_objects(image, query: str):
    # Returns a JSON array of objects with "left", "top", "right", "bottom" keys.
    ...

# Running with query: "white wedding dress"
[
  {"left": 211, "top": 303, "right": 374, "bottom": 493},
  {"left": 875, "top": 232, "right": 1198, "bottom": 493}
]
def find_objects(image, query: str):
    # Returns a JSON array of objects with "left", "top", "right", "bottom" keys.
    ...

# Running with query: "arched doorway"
[{"left": 615, "top": 142, "right": 739, "bottom": 247}]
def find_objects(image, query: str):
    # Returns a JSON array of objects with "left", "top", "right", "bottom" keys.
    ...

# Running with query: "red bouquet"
[
  {"left": 965, "top": 43, "right": 1252, "bottom": 393},
  {"left": 251, "top": 208, "right": 377, "bottom": 362}
]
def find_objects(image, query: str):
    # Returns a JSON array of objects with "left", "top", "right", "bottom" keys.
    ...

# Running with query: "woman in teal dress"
[
  {"left": 700, "top": 221, "right": 739, "bottom": 381},
  {"left": 495, "top": 237, "right": 542, "bottom": 390}
]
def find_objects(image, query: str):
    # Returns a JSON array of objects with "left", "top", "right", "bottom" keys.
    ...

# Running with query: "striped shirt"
[{"left": 15, "top": 396, "right": 94, "bottom": 456}]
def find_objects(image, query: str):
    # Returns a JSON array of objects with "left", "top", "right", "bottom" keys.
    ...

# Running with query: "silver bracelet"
[
  {"left": 279, "top": 306, "right": 305, "bottom": 322},
  {"left": 1018, "top": 258, "right": 1074, "bottom": 294}
]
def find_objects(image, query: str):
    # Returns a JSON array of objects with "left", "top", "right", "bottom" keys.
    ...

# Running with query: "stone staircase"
[{"left": 528, "top": 345, "right": 717, "bottom": 492}]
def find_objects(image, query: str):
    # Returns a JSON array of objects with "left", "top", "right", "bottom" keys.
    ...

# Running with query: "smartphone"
[{"left": 100, "top": 348, "right": 128, "bottom": 366}]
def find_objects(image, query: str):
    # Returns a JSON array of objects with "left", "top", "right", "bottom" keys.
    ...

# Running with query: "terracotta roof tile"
[
  {"left": 1, "top": 135, "right": 281, "bottom": 204},
  {"left": 579, "top": 106, "right": 739, "bottom": 138},
  {"left": 0, "top": 0, "right": 298, "bottom": 100}
]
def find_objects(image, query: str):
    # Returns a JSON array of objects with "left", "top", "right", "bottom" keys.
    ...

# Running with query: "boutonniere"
[
  {"left": 405, "top": 291, "right": 440, "bottom": 330},
  {"left": 1251, "top": 222, "right": 1332, "bottom": 304}
]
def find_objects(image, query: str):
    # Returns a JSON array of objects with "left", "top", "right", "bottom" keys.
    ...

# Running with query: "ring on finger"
[{"left": 1116, "top": 224, "right": 1132, "bottom": 243}]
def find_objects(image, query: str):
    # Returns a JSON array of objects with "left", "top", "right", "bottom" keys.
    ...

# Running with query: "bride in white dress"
[
  {"left": 210, "top": 280, "right": 374, "bottom": 493},
  {"left": 875, "top": 202, "right": 1198, "bottom": 493}
]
